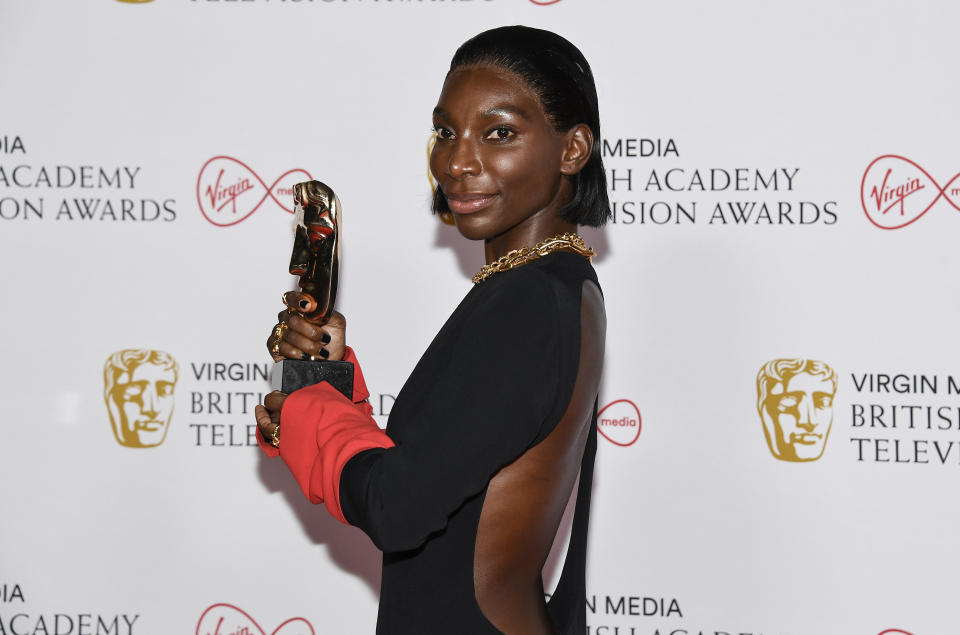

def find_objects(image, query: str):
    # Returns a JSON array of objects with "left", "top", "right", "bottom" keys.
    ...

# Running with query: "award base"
[{"left": 271, "top": 359, "right": 354, "bottom": 398}]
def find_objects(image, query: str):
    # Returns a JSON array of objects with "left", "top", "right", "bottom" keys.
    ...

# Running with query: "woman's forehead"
[{"left": 435, "top": 65, "right": 545, "bottom": 118}]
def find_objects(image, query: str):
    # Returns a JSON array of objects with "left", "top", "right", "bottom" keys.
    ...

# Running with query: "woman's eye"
[
  {"left": 433, "top": 126, "right": 454, "bottom": 140},
  {"left": 486, "top": 126, "right": 515, "bottom": 141}
]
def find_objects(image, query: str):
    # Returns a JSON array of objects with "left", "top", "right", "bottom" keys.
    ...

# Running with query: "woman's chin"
[{"left": 452, "top": 214, "right": 495, "bottom": 241}]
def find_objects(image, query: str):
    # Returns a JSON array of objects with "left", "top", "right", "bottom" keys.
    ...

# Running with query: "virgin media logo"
[
  {"left": 196, "top": 603, "right": 315, "bottom": 635},
  {"left": 878, "top": 630, "right": 914, "bottom": 635},
  {"left": 196, "top": 156, "right": 311, "bottom": 227},
  {"left": 597, "top": 399, "right": 641, "bottom": 447},
  {"left": 861, "top": 155, "right": 960, "bottom": 229},
  {"left": 530, "top": 0, "right": 563, "bottom": 4}
]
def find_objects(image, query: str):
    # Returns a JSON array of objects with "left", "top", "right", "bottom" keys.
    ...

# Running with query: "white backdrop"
[{"left": 1, "top": 1, "right": 959, "bottom": 634}]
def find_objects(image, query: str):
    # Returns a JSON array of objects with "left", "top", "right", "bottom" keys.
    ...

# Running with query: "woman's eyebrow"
[
  {"left": 481, "top": 105, "right": 530, "bottom": 120},
  {"left": 433, "top": 105, "right": 531, "bottom": 121}
]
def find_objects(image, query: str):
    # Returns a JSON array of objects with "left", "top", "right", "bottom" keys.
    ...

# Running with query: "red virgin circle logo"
[
  {"left": 530, "top": 0, "right": 563, "bottom": 4},
  {"left": 597, "top": 399, "right": 642, "bottom": 447},
  {"left": 196, "top": 603, "right": 315, "bottom": 635},
  {"left": 878, "top": 630, "right": 914, "bottom": 635},
  {"left": 196, "top": 156, "right": 312, "bottom": 227},
  {"left": 861, "top": 155, "right": 960, "bottom": 229}
]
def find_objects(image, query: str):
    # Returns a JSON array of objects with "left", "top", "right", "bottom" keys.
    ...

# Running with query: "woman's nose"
[{"left": 447, "top": 139, "right": 481, "bottom": 179}]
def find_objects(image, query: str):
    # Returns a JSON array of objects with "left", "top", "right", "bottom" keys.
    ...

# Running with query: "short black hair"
[{"left": 432, "top": 25, "right": 611, "bottom": 227}]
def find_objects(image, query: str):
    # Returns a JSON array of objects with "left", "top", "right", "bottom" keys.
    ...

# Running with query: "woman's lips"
[{"left": 445, "top": 193, "right": 498, "bottom": 214}]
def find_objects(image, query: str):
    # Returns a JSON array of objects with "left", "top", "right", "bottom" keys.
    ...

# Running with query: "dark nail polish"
[
  {"left": 320, "top": 333, "right": 331, "bottom": 344},
  {"left": 318, "top": 348, "right": 329, "bottom": 359},
  {"left": 301, "top": 353, "right": 310, "bottom": 360}
]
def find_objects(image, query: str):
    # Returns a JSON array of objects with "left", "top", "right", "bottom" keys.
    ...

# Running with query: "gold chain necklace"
[{"left": 472, "top": 232, "right": 595, "bottom": 284}]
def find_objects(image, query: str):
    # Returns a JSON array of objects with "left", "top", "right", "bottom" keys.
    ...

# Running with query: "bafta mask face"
[
  {"left": 288, "top": 181, "right": 340, "bottom": 324},
  {"left": 104, "top": 350, "right": 178, "bottom": 448},
  {"left": 757, "top": 360, "right": 836, "bottom": 462}
]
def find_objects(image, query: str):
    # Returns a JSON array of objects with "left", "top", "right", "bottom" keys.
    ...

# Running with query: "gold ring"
[
  {"left": 270, "top": 323, "right": 288, "bottom": 355},
  {"left": 270, "top": 423, "right": 281, "bottom": 448}
]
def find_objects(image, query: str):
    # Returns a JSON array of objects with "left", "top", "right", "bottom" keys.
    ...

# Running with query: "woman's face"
[{"left": 430, "top": 64, "right": 572, "bottom": 241}]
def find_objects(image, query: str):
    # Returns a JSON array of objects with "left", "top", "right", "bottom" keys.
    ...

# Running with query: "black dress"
[{"left": 340, "top": 252, "right": 601, "bottom": 634}]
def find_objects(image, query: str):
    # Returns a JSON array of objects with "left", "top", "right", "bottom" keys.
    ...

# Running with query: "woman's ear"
[{"left": 559, "top": 124, "right": 594, "bottom": 176}]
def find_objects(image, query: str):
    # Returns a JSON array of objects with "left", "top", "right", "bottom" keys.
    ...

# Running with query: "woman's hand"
[
  {"left": 255, "top": 391, "right": 287, "bottom": 447},
  {"left": 267, "top": 292, "right": 347, "bottom": 362}
]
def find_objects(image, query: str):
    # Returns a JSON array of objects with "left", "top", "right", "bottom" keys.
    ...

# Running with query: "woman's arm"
[
  {"left": 340, "top": 273, "right": 566, "bottom": 552},
  {"left": 259, "top": 269, "right": 569, "bottom": 553}
]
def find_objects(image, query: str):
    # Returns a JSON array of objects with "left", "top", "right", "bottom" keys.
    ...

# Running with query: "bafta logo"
[
  {"left": 104, "top": 349, "right": 179, "bottom": 448},
  {"left": 756, "top": 358, "right": 837, "bottom": 462}
]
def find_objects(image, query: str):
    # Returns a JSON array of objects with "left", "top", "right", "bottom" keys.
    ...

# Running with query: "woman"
[{"left": 255, "top": 25, "right": 609, "bottom": 634}]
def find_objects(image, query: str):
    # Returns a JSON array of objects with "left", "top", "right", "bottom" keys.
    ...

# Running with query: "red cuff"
[
  {"left": 343, "top": 346, "right": 371, "bottom": 404},
  {"left": 258, "top": 347, "right": 394, "bottom": 523},
  {"left": 280, "top": 382, "right": 394, "bottom": 523},
  {"left": 255, "top": 346, "right": 374, "bottom": 456}
]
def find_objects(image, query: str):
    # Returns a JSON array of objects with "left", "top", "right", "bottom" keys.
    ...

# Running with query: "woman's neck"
[{"left": 483, "top": 213, "right": 577, "bottom": 264}]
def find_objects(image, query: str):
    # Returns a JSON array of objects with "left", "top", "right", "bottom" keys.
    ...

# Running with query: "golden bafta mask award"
[{"left": 271, "top": 181, "right": 354, "bottom": 398}]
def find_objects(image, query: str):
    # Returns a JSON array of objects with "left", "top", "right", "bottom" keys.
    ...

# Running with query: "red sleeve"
[{"left": 255, "top": 347, "right": 393, "bottom": 523}]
